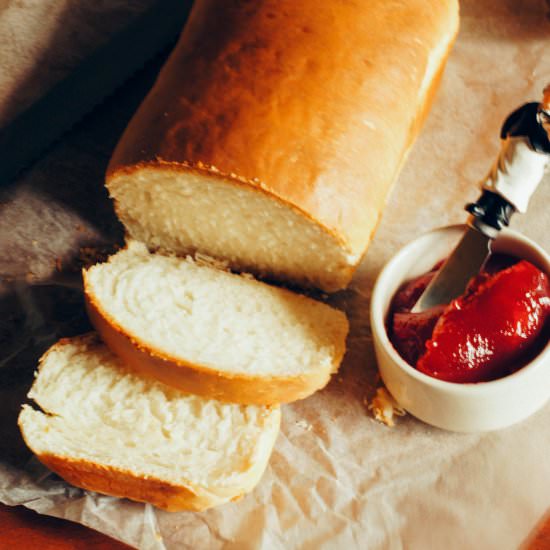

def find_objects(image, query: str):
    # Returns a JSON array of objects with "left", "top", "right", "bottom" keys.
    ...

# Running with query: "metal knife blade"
[
  {"left": 0, "top": 0, "right": 193, "bottom": 186},
  {"left": 411, "top": 227, "right": 491, "bottom": 313}
]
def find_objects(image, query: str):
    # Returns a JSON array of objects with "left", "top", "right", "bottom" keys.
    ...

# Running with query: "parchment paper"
[{"left": 0, "top": 1, "right": 549, "bottom": 549}]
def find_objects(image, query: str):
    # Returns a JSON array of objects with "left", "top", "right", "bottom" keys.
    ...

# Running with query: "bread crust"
[
  {"left": 84, "top": 280, "right": 347, "bottom": 405},
  {"left": 31, "top": 453, "right": 221, "bottom": 512},
  {"left": 107, "top": 0, "right": 459, "bottom": 281}
]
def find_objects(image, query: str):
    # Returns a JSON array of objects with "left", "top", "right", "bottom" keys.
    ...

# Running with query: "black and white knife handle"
[
  {"left": 466, "top": 89, "right": 550, "bottom": 237},
  {"left": 465, "top": 191, "right": 514, "bottom": 237}
]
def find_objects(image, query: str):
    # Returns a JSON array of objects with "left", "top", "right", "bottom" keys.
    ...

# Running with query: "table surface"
[
  {"left": 0, "top": 503, "right": 548, "bottom": 549},
  {"left": 0, "top": 504, "right": 131, "bottom": 549}
]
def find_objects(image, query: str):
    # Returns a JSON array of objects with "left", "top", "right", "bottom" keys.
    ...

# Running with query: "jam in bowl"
[{"left": 370, "top": 225, "right": 550, "bottom": 432}]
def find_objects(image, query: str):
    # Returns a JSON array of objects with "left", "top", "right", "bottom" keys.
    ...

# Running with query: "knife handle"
[
  {"left": 466, "top": 191, "right": 514, "bottom": 237},
  {"left": 478, "top": 94, "right": 550, "bottom": 215},
  {"left": 480, "top": 134, "right": 547, "bottom": 214}
]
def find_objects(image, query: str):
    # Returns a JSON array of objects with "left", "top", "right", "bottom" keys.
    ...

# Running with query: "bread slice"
[
  {"left": 18, "top": 334, "right": 281, "bottom": 512},
  {"left": 106, "top": 0, "right": 459, "bottom": 292},
  {"left": 83, "top": 241, "right": 348, "bottom": 405}
]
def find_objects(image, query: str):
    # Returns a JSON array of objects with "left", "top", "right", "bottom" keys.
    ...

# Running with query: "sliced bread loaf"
[
  {"left": 18, "top": 334, "right": 281, "bottom": 512},
  {"left": 107, "top": 0, "right": 459, "bottom": 292},
  {"left": 83, "top": 241, "right": 348, "bottom": 405}
]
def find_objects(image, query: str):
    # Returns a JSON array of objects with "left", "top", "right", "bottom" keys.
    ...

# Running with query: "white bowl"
[{"left": 370, "top": 225, "right": 550, "bottom": 432}]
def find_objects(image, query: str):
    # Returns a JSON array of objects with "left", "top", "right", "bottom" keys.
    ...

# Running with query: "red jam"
[{"left": 389, "top": 257, "right": 550, "bottom": 383}]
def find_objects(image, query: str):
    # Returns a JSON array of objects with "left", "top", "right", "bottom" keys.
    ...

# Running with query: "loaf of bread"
[
  {"left": 84, "top": 241, "right": 348, "bottom": 405},
  {"left": 18, "top": 334, "right": 281, "bottom": 512},
  {"left": 107, "top": 0, "right": 459, "bottom": 292}
]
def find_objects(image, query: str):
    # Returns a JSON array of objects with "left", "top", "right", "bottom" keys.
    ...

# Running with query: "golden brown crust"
[
  {"left": 84, "top": 280, "right": 346, "bottom": 405},
  {"left": 33, "top": 453, "right": 216, "bottom": 512},
  {"left": 107, "top": 0, "right": 459, "bottom": 261}
]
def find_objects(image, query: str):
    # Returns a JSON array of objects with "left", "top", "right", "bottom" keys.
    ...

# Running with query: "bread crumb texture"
[
  {"left": 18, "top": 334, "right": 281, "bottom": 510},
  {"left": 84, "top": 241, "right": 348, "bottom": 378},
  {"left": 367, "top": 388, "right": 406, "bottom": 427}
]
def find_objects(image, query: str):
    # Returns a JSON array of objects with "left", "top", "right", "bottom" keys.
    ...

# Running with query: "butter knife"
[{"left": 412, "top": 87, "right": 550, "bottom": 313}]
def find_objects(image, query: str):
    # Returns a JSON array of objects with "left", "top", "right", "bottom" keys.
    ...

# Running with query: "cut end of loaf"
[
  {"left": 18, "top": 334, "right": 281, "bottom": 511},
  {"left": 83, "top": 241, "right": 349, "bottom": 404},
  {"left": 107, "top": 165, "right": 358, "bottom": 292}
]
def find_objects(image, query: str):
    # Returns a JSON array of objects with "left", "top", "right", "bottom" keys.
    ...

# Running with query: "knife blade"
[
  {"left": 0, "top": 0, "right": 193, "bottom": 186},
  {"left": 411, "top": 226, "right": 490, "bottom": 312}
]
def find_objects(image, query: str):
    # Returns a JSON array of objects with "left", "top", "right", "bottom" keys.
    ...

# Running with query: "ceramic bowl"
[{"left": 370, "top": 225, "right": 550, "bottom": 432}]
